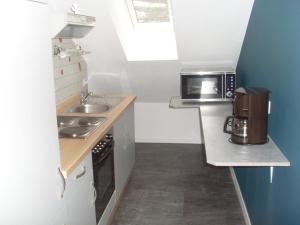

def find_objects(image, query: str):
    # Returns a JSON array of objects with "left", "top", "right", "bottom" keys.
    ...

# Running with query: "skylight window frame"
[{"left": 126, "top": 0, "right": 174, "bottom": 29}]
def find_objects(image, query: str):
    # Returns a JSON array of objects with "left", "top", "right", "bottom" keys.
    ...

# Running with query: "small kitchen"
[{"left": 2, "top": 0, "right": 300, "bottom": 225}]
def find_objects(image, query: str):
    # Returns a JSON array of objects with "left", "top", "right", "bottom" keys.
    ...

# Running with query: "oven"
[
  {"left": 91, "top": 133, "right": 115, "bottom": 224},
  {"left": 180, "top": 69, "right": 236, "bottom": 102}
]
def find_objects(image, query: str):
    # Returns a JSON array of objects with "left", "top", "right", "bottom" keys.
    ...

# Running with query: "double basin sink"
[{"left": 58, "top": 95, "right": 123, "bottom": 139}]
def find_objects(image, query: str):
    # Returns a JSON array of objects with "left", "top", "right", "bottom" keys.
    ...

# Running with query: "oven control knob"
[{"left": 226, "top": 91, "right": 233, "bottom": 98}]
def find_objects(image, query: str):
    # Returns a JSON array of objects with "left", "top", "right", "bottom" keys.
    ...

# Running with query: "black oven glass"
[
  {"left": 181, "top": 75, "right": 223, "bottom": 99},
  {"left": 92, "top": 137, "right": 115, "bottom": 224}
]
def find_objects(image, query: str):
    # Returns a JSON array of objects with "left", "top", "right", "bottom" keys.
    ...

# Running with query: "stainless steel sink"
[
  {"left": 65, "top": 95, "right": 124, "bottom": 114},
  {"left": 57, "top": 116, "right": 106, "bottom": 138},
  {"left": 67, "top": 104, "right": 111, "bottom": 114}
]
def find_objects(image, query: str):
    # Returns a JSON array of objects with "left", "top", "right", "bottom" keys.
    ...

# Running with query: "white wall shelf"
[
  {"left": 169, "top": 97, "right": 290, "bottom": 167},
  {"left": 200, "top": 105, "right": 290, "bottom": 167}
]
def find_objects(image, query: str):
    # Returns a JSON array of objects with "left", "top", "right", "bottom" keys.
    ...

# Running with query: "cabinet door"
[
  {"left": 125, "top": 103, "right": 136, "bottom": 174},
  {"left": 114, "top": 103, "right": 135, "bottom": 198},
  {"left": 0, "top": 2, "right": 65, "bottom": 225},
  {"left": 65, "top": 153, "right": 96, "bottom": 225},
  {"left": 114, "top": 114, "right": 127, "bottom": 198}
]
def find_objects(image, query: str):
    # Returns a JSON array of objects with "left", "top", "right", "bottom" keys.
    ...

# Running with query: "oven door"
[
  {"left": 92, "top": 142, "right": 115, "bottom": 224},
  {"left": 181, "top": 74, "right": 223, "bottom": 100}
]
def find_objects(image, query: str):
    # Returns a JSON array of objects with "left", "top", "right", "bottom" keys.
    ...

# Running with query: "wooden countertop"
[{"left": 57, "top": 95, "right": 136, "bottom": 178}]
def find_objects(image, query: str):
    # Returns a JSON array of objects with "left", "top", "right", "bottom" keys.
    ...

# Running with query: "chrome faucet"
[{"left": 80, "top": 79, "right": 92, "bottom": 104}]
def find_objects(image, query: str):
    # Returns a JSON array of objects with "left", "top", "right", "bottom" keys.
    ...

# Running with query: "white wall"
[
  {"left": 74, "top": 0, "right": 128, "bottom": 94},
  {"left": 106, "top": 0, "right": 134, "bottom": 60},
  {"left": 125, "top": 61, "right": 181, "bottom": 102},
  {"left": 135, "top": 103, "right": 201, "bottom": 143},
  {"left": 52, "top": 39, "right": 87, "bottom": 104},
  {"left": 1, "top": 2, "right": 65, "bottom": 224}
]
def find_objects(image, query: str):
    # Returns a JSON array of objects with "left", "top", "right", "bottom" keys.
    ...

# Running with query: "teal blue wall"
[{"left": 235, "top": 0, "right": 300, "bottom": 224}]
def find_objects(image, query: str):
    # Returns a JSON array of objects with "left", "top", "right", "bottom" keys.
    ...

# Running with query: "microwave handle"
[{"left": 223, "top": 116, "right": 234, "bottom": 134}]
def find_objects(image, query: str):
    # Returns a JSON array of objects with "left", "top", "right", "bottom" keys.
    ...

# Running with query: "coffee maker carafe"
[{"left": 224, "top": 87, "right": 270, "bottom": 145}]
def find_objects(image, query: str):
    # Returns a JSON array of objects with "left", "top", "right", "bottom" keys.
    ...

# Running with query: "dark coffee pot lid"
[
  {"left": 235, "top": 87, "right": 270, "bottom": 95},
  {"left": 235, "top": 87, "right": 247, "bottom": 93}
]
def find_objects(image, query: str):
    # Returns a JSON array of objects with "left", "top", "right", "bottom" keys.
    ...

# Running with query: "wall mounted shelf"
[
  {"left": 169, "top": 96, "right": 290, "bottom": 168},
  {"left": 53, "top": 44, "right": 90, "bottom": 59}
]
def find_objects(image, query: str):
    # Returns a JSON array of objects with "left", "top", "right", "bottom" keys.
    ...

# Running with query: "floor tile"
[{"left": 111, "top": 143, "right": 245, "bottom": 225}]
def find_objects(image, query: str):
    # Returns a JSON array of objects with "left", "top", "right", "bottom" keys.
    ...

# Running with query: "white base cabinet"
[
  {"left": 64, "top": 153, "right": 96, "bottom": 225},
  {"left": 114, "top": 103, "right": 135, "bottom": 198},
  {"left": 62, "top": 103, "right": 135, "bottom": 225}
]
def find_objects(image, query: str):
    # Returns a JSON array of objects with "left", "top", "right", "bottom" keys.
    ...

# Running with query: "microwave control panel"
[{"left": 225, "top": 73, "right": 236, "bottom": 98}]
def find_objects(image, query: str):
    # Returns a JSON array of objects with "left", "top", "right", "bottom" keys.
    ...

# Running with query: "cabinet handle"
[
  {"left": 75, "top": 166, "right": 86, "bottom": 180},
  {"left": 91, "top": 182, "right": 97, "bottom": 204},
  {"left": 58, "top": 168, "right": 65, "bottom": 198}
]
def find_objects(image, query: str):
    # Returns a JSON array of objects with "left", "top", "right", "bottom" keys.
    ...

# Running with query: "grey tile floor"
[{"left": 111, "top": 143, "right": 245, "bottom": 225}]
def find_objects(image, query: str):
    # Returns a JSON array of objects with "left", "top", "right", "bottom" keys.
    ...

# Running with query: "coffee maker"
[{"left": 224, "top": 87, "right": 270, "bottom": 145}]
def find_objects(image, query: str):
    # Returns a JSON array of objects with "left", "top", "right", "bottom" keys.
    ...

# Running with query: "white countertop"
[{"left": 170, "top": 96, "right": 290, "bottom": 167}]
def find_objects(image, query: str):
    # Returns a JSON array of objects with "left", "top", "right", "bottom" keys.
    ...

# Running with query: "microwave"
[{"left": 180, "top": 68, "right": 236, "bottom": 102}]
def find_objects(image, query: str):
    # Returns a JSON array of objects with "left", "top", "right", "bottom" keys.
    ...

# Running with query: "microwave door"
[
  {"left": 181, "top": 75, "right": 223, "bottom": 100},
  {"left": 187, "top": 84, "right": 201, "bottom": 95},
  {"left": 187, "top": 81, "right": 216, "bottom": 95},
  {"left": 200, "top": 80, "right": 218, "bottom": 95}
]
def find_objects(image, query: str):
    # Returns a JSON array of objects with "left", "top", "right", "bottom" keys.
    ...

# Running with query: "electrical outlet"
[{"left": 268, "top": 100, "right": 271, "bottom": 114}]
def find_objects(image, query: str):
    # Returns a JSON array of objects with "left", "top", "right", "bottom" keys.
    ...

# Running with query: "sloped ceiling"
[
  {"left": 79, "top": 0, "right": 254, "bottom": 102},
  {"left": 171, "top": 0, "right": 254, "bottom": 67},
  {"left": 125, "top": 61, "right": 182, "bottom": 102}
]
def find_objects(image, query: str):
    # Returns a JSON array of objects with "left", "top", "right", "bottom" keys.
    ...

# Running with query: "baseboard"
[
  {"left": 135, "top": 137, "right": 202, "bottom": 144},
  {"left": 229, "top": 167, "right": 252, "bottom": 225}
]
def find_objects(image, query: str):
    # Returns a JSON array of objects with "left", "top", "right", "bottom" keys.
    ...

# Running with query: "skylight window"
[{"left": 127, "top": 0, "right": 170, "bottom": 24}]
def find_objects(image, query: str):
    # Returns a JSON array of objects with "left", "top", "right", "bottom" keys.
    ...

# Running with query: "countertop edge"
[{"left": 207, "top": 160, "right": 290, "bottom": 167}]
